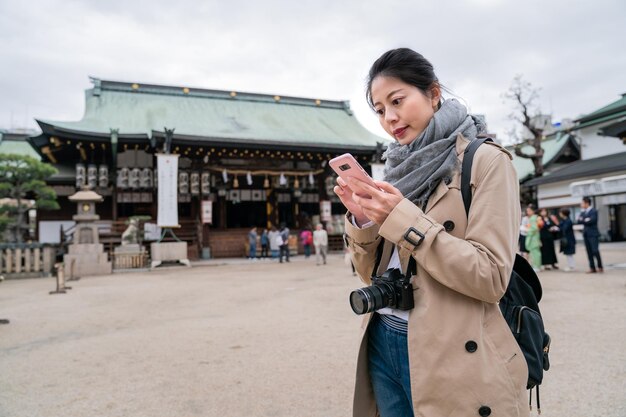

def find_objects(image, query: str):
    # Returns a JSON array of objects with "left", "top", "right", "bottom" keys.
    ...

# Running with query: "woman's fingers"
[{"left": 374, "top": 180, "right": 403, "bottom": 197}]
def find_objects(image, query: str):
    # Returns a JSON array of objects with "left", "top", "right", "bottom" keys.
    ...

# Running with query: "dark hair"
[
  {"left": 560, "top": 208, "right": 570, "bottom": 217},
  {"left": 526, "top": 204, "right": 536, "bottom": 212},
  {"left": 366, "top": 48, "right": 440, "bottom": 109},
  {"left": 582, "top": 196, "right": 592, "bottom": 204}
]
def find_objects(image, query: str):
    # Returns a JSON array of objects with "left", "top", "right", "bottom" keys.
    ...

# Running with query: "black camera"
[{"left": 349, "top": 268, "right": 414, "bottom": 315}]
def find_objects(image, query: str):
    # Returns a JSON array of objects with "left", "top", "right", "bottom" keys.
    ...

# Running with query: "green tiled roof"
[
  {"left": 574, "top": 93, "right": 626, "bottom": 125},
  {"left": 37, "top": 78, "right": 386, "bottom": 150},
  {"left": 0, "top": 134, "right": 41, "bottom": 160},
  {"left": 507, "top": 131, "right": 578, "bottom": 182}
]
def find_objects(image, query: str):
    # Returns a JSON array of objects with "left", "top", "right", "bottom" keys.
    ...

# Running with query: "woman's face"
[
  {"left": 526, "top": 207, "right": 534, "bottom": 216},
  {"left": 370, "top": 76, "right": 440, "bottom": 146}
]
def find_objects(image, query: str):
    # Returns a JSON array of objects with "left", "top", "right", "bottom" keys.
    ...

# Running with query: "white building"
[{"left": 525, "top": 93, "right": 626, "bottom": 241}]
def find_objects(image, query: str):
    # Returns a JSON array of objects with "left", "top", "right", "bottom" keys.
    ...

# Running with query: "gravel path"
[{"left": 1, "top": 243, "right": 625, "bottom": 417}]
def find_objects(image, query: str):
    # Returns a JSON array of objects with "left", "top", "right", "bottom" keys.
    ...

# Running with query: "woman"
[
  {"left": 525, "top": 204, "right": 542, "bottom": 272},
  {"left": 558, "top": 208, "right": 576, "bottom": 271},
  {"left": 299, "top": 227, "right": 313, "bottom": 258},
  {"left": 539, "top": 208, "right": 559, "bottom": 270},
  {"left": 336, "top": 48, "right": 527, "bottom": 417}
]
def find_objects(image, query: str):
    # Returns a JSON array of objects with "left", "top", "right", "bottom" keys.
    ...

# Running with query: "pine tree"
[{"left": 0, "top": 154, "right": 60, "bottom": 243}]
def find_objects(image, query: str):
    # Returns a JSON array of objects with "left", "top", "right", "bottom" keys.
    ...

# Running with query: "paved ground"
[{"left": 1, "top": 243, "right": 625, "bottom": 417}]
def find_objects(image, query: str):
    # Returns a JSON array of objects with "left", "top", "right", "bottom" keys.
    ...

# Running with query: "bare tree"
[{"left": 504, "top": 75, "right": 545, "bottom": 178}]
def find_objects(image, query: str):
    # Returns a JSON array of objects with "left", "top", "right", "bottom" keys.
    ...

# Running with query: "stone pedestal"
[
  {"left": 150, "top": 241, "right": 190, "bottom": 269},
  {"left": 64, "top": 243, "right": 112, "bottom": 278}
]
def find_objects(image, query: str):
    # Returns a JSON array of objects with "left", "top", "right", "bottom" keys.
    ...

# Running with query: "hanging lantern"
[
  {"left": 246, "top": 171, "right": 253, "bottom": 186},
  {"left": 222, "top": 169, "right": 229, "bottom": 183},
  {"left": 87, "top": 164, "right": 98, "bottom": 189},
  {"left": 190, "top": 172, "right": 200, "bottom": 195},
  {"left": 98, "top": 165, "right": 109, "bottom": 188},
  {"left": 140, "top": 168, "right": 153, "bottom": 189},
  {"left": 279, "top": 172, "right": 287, "bottom": 186},
  {"left": 117, "top": 167, "right": 130, "bottom": 189},
  {"left": 263, "top": 175, "right": 270, "bottom": 189},
  {"left": 130, "top": 168, "right": 141, "bottom": 189},
  {"left": 201, "top": 172, "right": 211, "bottom": 195},
  {"left": 179, "top": 171, "right": 189, "bottom": 194},
  {"left": 309, "top": 172, "right": 314, "bottom": 186},
  {"left": 233, "top": 176, "right": 239, "bottom": 188},
  {"left": 294, "top": 177, "right": 300, "bottom": 189},
  {"left": 76, "top": 163, "right": 86, "bottom": 189}
]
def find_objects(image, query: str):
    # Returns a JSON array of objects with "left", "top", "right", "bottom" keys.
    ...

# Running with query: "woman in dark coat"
[
  {"left": 559, "top": 208, "right": 576, "bottom": 271},
  {"left": 539, "top": 208, "right": 559, "bottom": 269}
]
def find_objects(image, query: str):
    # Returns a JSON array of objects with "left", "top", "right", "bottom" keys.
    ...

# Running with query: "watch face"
[{"left": 82, "top": 203, "right": 90, "bottom": 212}]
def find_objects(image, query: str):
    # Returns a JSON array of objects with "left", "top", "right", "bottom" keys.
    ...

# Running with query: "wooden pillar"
[
  {"left": 218, "top": 197, "right": 227, "bottom": 228},
  {"left": 265, "top": 189, "right": 273, "bottom": 229}
]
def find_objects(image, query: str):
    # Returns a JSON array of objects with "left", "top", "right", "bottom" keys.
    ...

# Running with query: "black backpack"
[{"left": 461, "top": 138, "right": 551, "bottom": 410}]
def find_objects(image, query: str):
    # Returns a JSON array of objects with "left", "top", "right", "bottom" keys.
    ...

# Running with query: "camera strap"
[
  {"left": 371, "top": 239, "right": 385, "bottom": 278},
  {"left": 371, "top": 238, "right": 417, "bottom": 279},
  {"left": 407, "top": 256, "right": 417, "bottom": 278}
]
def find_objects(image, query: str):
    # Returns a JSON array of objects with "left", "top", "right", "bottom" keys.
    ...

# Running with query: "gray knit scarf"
[{"left": 383, "top": 98, "right": 486, "bottom": 208}]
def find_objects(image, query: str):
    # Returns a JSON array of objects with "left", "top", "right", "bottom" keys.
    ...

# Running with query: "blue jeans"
[
  {"left": 249, "top": 243, "right": 256, "bottom": 259},
  {"left": 368, "top": 314, "right": 414, "bottom": 417}
]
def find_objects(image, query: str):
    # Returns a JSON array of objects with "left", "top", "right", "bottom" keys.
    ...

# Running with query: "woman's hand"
[
  {"left": 334, "top": 176, "right": 404, "bottom": 226},
  {"left": 334, "top": 177, "right": 370, "bottom": 225}
]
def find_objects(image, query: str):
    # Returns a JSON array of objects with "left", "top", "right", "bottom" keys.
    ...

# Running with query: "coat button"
[
  {"left": 443, "top": 220, "right": 455, "bottom": 232},
  {"left": 465, "top": 341, "right": 478, "bottom": 353},
  {"left": 478, "top": 406, "right": 491, "bottom": 416}
]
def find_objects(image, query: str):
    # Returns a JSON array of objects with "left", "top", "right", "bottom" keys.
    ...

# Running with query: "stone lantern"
[{"left": 63, "top": 189, "right": 112, "bottom": 278}]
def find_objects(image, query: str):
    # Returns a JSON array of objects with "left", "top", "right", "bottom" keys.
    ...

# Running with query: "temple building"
[{"left": 28, "top": 78, "right": 386, "bottom": 258}]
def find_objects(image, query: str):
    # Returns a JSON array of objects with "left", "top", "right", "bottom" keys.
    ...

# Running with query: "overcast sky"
[{"left": 1, "top": 0, "right": 624, "bottom": 145}]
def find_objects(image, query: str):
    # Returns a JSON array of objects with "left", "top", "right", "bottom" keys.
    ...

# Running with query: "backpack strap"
[{"left": 461, "top": 137, "right": 493, "bottom": 218}]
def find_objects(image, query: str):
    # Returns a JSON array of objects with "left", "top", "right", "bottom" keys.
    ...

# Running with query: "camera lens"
[{"left": 349, "top": 283, "right": 395, "bottom": 315}]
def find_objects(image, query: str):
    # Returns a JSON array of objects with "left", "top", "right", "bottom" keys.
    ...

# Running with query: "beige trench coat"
[{"left": 344, "top": 135, "right": 528, "bottom": 417}]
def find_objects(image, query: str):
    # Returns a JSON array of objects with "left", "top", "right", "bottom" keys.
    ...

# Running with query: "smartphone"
[{"left": 329, "top": 153, "right": 379, "bottom": 196}]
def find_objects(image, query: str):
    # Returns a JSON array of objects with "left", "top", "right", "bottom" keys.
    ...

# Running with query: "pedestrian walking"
[
  {"left": 336, "top": 48, "right": 527, "bottom": 417},
  {"left": 279, "top": 223, "right": 290, "bottom": 263},
  {"left": 558, "top": 208, "right": 576, "bottom": 271},
  {"left": 539, "top": 208, "right": 559, "bottom": 270},
  {"left": 260, "top": 228, "right": 269, "bottom": 259},
  {"left": 247, "top": 227, "right": 257, "bottom": 260},
  {"left": 577, "top": 196, "right": 604, "bottom": 273},
  {"left": 313, "top": 223, "right": 328, "bottom": 265},
  {"left": 525, "top": 204, "right": 542, "bottom": 272},
  {"left": 268, "top": 226, "right": 281, "bottom": 259},
  {"left": 300, "top": 228, "right": 313, "bottom": 258}
]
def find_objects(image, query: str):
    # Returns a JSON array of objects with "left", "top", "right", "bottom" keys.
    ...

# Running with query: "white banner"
[
  {"left": 157, "top": 154, "right": 180, "bottom": 227},
  {"left": 201, "top": 200, "right": 213, "bottom": 224}
]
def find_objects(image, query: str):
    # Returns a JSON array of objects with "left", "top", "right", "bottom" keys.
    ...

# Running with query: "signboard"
[
  {"left": 157, "top": 154, "right": 179, "bottom": 227},
  {"left": 201, "top": 200, "right": 213, "bottom": 224},
  {"left": 320, "top": 200, "right": 331, "bottom": 222}
]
